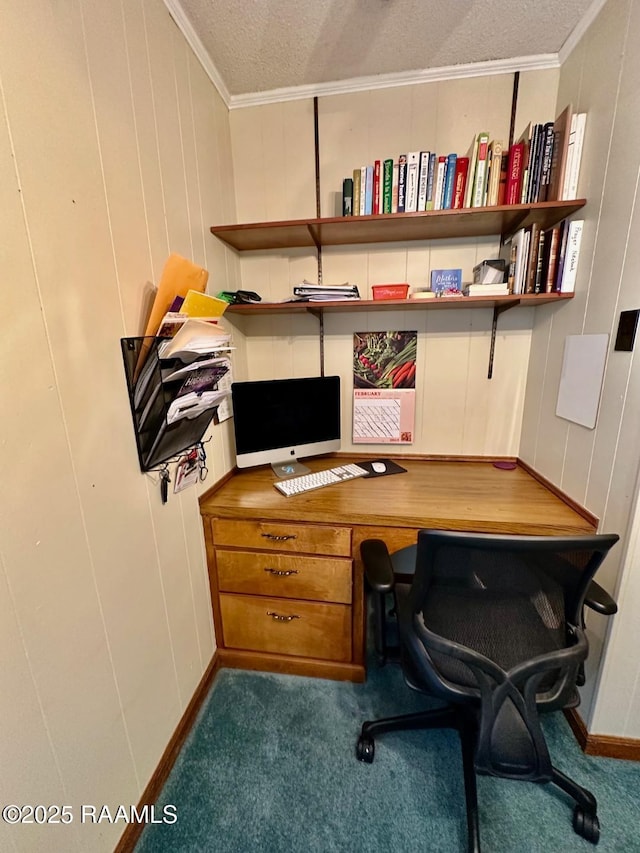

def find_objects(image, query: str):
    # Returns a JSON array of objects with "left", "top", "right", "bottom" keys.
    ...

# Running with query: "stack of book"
[
  {"left": 340, "top": 105, "right": 586, "bottom": 216},
  {"left": 291, "top": 281, "right": 360, "bottom": 302}
]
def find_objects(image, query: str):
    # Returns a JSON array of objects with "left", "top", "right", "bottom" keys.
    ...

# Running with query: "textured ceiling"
[{"left": 170, "top": 0, "right": 601, "bottom": 99}]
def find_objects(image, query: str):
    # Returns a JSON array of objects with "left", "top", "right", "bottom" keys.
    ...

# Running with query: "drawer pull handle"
[
  {"left": 261, "top": 533, "right": 297, "bottom": 541},
  {"left": 267, "top": 611, "right": 300, "bottom": 623},
  {"left": 264, "top": 568, "right": 299, "bottom": 577}
]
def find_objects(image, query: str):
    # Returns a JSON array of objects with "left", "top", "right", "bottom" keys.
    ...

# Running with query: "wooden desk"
[{"left": 199, "top": 458, "right": 596, "bottom": 683}]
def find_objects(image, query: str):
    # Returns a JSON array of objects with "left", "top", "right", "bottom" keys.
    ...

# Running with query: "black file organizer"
[{"left": 121, "top": 336, "right": 220, "bottom": 472}]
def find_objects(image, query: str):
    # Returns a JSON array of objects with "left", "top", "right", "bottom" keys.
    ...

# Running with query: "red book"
[
  {"left": 505, "top": 142, "right": 525, "bottom": 205},
  {"left": 373, "top": 160, "right": 381, "bottom": 215},
  {"left": 452, "top": 157, "right": 470, "bottom": 209}
]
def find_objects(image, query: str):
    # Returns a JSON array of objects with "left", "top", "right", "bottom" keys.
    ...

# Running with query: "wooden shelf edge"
[
  {"left": 224, "top": 293, "right": 574, "bottom": 316},
  {"left": 210, "top": 200, "right": 587, "bottom": 252}
]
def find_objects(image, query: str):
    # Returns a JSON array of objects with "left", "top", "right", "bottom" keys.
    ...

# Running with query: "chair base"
[{"left": 355, "top": 706, "right": 600, "bottom": 852}]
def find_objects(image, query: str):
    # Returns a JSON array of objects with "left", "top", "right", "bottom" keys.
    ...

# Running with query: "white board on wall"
[{"left": 556, "top": 334, "right": 609, "bottom": 429}]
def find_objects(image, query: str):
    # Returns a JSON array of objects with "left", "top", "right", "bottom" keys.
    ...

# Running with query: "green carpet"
[{"left": 136, "top": 661, "right": 640, "bottom": 852}]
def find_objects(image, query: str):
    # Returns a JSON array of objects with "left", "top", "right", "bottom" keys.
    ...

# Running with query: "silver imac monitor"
[{"left": 231, "top": 375, "right": 341, "bottom": 476}]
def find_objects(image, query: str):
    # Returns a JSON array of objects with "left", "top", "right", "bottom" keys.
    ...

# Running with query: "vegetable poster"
[{"left": 352, "top": 331, "right": 417, "bottom": 444}]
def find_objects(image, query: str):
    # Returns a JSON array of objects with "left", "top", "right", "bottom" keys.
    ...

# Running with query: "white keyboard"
[{"left": 274, "top": 463, "right": 368, "bottom": 497}]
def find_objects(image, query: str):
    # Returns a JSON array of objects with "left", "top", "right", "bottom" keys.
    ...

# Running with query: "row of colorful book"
[{"left": 341, "top": 105, "right": 586, "bottom": 216}]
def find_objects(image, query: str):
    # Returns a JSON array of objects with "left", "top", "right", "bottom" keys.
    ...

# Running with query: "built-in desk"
[{"left": 199, "top": 458, "right": 596, "bottom": 682}]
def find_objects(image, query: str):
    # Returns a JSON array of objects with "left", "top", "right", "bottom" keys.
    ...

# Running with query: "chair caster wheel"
[
  {"left": 573, "top": 806, "right": 600, "bottom": 844},
  {"left": 356, "top": 734, "right": 375, "bottom": 763}
]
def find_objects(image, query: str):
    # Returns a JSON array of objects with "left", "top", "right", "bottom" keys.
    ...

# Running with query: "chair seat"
[{"left": 396, "top": 582, "right": 567, "bottom": 692}]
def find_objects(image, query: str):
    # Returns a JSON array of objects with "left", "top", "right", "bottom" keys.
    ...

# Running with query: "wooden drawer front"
[
  {"left": 216, "top": 550, "right": 352, "bottom": 604},
  {"left": 212, "top": 518, "right": 351, "bottom": 556},
  {"left": 220, "top": 593, "right": 352, "bottom": 662}
]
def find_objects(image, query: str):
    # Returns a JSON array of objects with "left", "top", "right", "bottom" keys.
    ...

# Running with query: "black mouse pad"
[{"left": 359, "top": 459, "right": 407, "bottom": 478}]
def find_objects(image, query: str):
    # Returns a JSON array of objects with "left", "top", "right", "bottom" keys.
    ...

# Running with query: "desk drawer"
[
  {"left": 220, "top": 593, "right": 352, "bottom": 662},
  {"left": 216, "top": 550, "right": 352, "bottom": 604},
  {"left": 212, "top": 519, "right": 351, "bottom": 556}
]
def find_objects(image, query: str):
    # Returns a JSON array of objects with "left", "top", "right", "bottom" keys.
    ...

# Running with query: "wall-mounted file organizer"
[{"left": 121, "top": 336, "right": 225, "bottom": 472}]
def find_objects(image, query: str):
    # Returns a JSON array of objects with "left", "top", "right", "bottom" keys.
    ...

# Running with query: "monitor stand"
[{"left": 271, "top": 460, "right": 310, "bottom": 478}]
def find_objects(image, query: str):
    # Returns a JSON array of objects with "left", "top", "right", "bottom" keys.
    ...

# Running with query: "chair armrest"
[
  {"left": 584, "top": 580, "right": 618, "bottom": 616},
  {"left": 360, "top": 539, "right": 395, "bottom": 593}
]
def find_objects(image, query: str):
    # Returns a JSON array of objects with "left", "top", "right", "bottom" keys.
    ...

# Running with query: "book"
[
  {"left": 533, "top": 229, "right": 546, "bottom": 293},
  {"left": 353, "top": 169, "right": 361, "bottom": 216},
  {"left": 543, "top": 225, "right": 561, "bottom": 293},
  {"left": 452, "top": 157, "right": 470, "bottom": 209},
  {"left": 472, "top": 132, "right": 490, "bottom": 207},
  {"left": 464, "top": 133, "right": 480, "bottom": 209},
  {"left": 463, "top": 282, "right": 509, "bottom": 296},
  {"left": 372, "top": 160, "right": 381, "bottom": 214},
  {"left": 364, "top": 165, "right": 373, "bottom": 215},
  {"left": 382, "top": 159, "right": 393, "bottom": 213},
  {"left": 405, "top": 152, "right": 419, "bottom": 212},
  {"left": 433, "top": 156, "right": 447, "bottom": 210},
  {"left": 392, "top": 162, "right": 399, "bottom": 213},
  {"left": 511, "top": 228, "right": 529, "bottom": 294},
  {"left": 442, "top": 153, "right": 457, "bottom": 210},
  {"left": 505, "top": 142, "right": 525, "bottom": 205},
  {"left": 528, "top": 123, "right": 545, "bottom": 203},
  {"left": 342, "top": 177, "right": 353, "bottom": 216},
  {"left": 486, "top": 140, "right": 503, "bottom": 206},
  {"left": 538, "top": 122, "right": 555, "bottom": 202},
  {"left": 523, "top": 222, "right": 541, "bottom": 294},
  {"left": 559, "top": 220, "right": 584, "bottom": 293},
  {"left": 417, "top": 151, "right": 430, "bottom": 211},
  {"left": 497, "top": 152, "right": 508, "bottom": 205},
  {"left": 517, "top": 123, "right": 532, "bottom": 203},
  {"left": 553, "top": 220, "right": 569, "bottom": 291},
  {"left": 547, "top": 104, "right": 572, "bottom": 201},
  {"left": 397, "top": 155, "right": 407, "bottom": 212},
  {"left": 359, "top": 166, "right": 367, "bottom": 215},
  {"left": 430, "top": 268, "right": 462, "bottom": 294},
  {"left": 425, "top": 153, "right": 437, "bottom": 210},
  {"left": 564, "top": 112, "right": 587, "bottom": 199}
]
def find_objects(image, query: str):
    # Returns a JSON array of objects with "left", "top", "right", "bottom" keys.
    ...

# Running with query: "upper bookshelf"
[{"left": 210, "top": 200, "right": 586, "bottom": 252}]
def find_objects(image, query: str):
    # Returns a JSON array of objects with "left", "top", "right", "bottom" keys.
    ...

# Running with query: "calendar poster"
[{"left": 352, "top": 331, "right": 417, "bottom": 444}]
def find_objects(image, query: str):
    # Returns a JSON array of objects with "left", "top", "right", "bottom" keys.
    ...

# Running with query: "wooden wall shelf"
[
  {"left": 225, "top": 292, "right": 573, "bottom": 317},
  {"left": 210, "top": 200, "right": 586, "bottom": 252}
]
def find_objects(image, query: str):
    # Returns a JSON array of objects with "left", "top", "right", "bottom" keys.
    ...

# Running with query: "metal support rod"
[
  {"left": 309, "top": 308, "right": 325, "bottom": 376},
  {"left": 488, "top": 303, "right": 518, "bottom": 379},
  {"left": 313, "top": 97, "right": 323, "bottom": 285},
  {"left": 509, "top": 72, "right": 519, "bottom": 149}
]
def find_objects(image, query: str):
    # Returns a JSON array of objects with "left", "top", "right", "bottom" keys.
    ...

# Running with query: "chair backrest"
[{"left": 400, "top": 530, "right": 619, "bottom": 780}]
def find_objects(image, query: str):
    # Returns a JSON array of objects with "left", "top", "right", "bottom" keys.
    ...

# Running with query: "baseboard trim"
[
  {"left": 564, "top": 708, "right": 640, "bottom": 761},
  {"left": 114, "top": 652, "right": 221, "bottom": 853}
]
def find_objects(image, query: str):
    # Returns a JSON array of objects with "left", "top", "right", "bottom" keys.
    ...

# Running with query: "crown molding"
[
  {"left": 164, "top": 0, "right": 561, "bottom": 111},
  {"left": 228, "top": 55, "right": 560, "bottom": 109},
  {"left": 558, "top": 0, "right": 608, "bottom": 64},
  {"left": 163, "top": 0, "right": 231, "bottom": 106}
]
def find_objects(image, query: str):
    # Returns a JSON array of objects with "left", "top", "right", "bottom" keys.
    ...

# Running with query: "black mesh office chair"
[{"left": 357, "top": 530, "right": 619, "bottom": 852}]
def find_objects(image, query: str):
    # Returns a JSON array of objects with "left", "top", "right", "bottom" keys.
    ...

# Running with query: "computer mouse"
[{"left": 371, "top": 461, "right": 387, "bottom": 474}]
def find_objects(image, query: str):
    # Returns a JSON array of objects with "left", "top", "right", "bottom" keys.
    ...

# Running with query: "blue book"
[
  {"left": 442, "top": 154, "right": 457, "bottom": 210},
  {"left": 430, "top": 268, "right": 462, "bottom": 294},
  {"left": 365, "top": 165, "right": 374, "bottom": 215}
]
